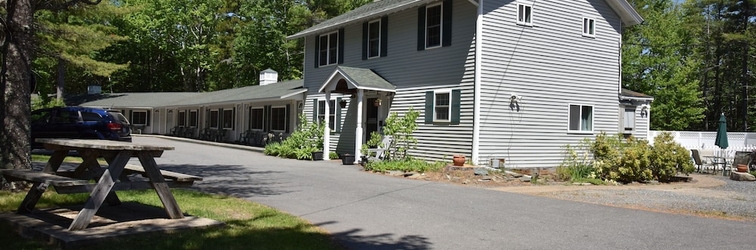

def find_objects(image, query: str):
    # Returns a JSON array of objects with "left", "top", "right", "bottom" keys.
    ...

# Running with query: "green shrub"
[
  {"left": 555, "top": 144, "right": 594, "bottom": 181},
  {"left": 329, "top": 152, "right": 339, "bottom": 159},
  {"left": 363, "top": 158, "right": 444, "bottom": 173},
  {"left": 264, "top": 114, "right": 324, "bottom": 160},
  {"left": 649, "top": 132, "right": 695, "bottom": 182},
  {"left": 382, "top": 107, "right": 419, "bottom": 160}
]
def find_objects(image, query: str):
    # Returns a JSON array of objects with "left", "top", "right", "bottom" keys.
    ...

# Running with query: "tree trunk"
[
  {"left": 1, "top": 0, "right": 35, "bottom": 170},
  {"left": 57, "top": 58, "right": 66, "bottom": 101}
]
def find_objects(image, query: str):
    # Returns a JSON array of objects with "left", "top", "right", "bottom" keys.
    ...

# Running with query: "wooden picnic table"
[{"left": 1, "top": 139, "right": 201, "bottom": 231}]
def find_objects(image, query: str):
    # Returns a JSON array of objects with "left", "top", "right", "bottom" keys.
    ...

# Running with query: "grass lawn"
[{"left": 0, "top": 158, "right": 341, "bottom": 250}]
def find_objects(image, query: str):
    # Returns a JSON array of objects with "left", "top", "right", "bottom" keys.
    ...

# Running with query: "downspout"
[{"left": 472, "top": 0, "right": 483, "bottom": 165}]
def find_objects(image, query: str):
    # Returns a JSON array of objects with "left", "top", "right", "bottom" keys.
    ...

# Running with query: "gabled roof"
[
  {"left": 288, "top": 0, "right": 643, "bottom": 39},
  {"left": 71, "top": 79, "right": 306, "bottom": 108},
  {"left": 320, "top": 66, "right": 395, "bottom": 93}
]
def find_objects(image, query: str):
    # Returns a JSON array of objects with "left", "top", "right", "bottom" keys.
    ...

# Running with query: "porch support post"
[
  {"left": 324, "top": 91, "right": 332, "bottom": 160},
  {"left": 354, "top": 89, "right": 364, "bottom": 164},
  {"left": 377, "top": 92, "right": 385, "bottom": 134}
]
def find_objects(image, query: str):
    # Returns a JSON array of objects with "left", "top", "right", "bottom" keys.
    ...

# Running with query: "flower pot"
[
  {"left": 452, "top": 155, "right": 465, "bottom": 166},
  {"left": 342, "top": 154, "right": 355, "bottom": 165},
  {"left": 311, "top": 151, "right": 324, "bottom": 161},
  {"left": 737, "top": 164, "right": 748, "bottom": 173}
]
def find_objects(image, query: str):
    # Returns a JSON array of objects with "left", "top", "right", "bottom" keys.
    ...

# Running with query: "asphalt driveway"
[{"left": 132, "top": 136, "right": 755, "bottom": 250}]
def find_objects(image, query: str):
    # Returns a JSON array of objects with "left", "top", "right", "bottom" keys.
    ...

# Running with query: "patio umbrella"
[{"left": 715, "top": 113, "right": 728, "bottom": 149}]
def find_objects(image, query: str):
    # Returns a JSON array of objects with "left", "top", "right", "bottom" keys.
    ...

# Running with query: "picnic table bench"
[{"left": 0, "top": 139, "right": 202, "bottom": 231}]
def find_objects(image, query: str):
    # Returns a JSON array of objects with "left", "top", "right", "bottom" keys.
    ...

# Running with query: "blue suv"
[{"left": 31, "top": 106, "right": 132, "bottom": 149}]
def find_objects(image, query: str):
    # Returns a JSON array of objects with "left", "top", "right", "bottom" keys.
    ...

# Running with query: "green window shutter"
[
  {"left": 312, "top": 99, "right": 318, "bottom": 123},
  {"left": 362, "top": 22, "right": 368, "bottom": 60},
  {"left": 417, "top": 6, "right": 426, "bottom": 51},
  {"left": 314, "top": 35, "right": 320, "bottom": 68},
  {"left": 232, "top": 107, "right": 236, "bottom": 130},
  {"left": 442, "top": 0, "right": 453, "bottom": 47},
  {"left": 263, "top": 105, "right": 269, "bottom": 131},
  {"left": 338, "top": 28, "right": 345, "bottom": 64},
  {"left": 425, "top": 91, "right": 434, "bottom": 124},
  {"left": 380, "top": 16, "right": 388, "bottom": 57},
  {"left": 451, "top": 89, "right": 461, "bottom": 125},
  {"left": 146, "top": 110, "right": 151, "bottom": 126},
  {"left": 335, "top": 97, "right": 342, "bottom": 132},
  {"left": 285, "top": 104, "right": 291, "bottom": 133}
]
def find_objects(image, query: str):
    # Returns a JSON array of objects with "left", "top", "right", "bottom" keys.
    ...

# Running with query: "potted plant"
[{"left": 342, "top": 154, "right": 355, "bottom": 165}]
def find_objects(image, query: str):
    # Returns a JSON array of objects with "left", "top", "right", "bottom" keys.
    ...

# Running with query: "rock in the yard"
[
  {"left": 474, "top": 168, "right": 489, "bottom": 176},
  {"left": 519, "top": 176, "right": 531, "bottom": 182},
  {"left": 730, "top": 172, "right": 756, "bottom": 181},
  {"left": 388, "top": 171, "right": 404, "bottom": 176}
]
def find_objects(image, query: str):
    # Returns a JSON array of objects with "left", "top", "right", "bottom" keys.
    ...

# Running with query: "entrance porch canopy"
[{"left": 319, "top": 66, "right": 395, "bottom": 163}]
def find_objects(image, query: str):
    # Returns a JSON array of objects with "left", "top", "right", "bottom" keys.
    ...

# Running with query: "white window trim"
[
  {"left": 425, "top": 3, "right": 443, "bottom": 50},
  {"left": 319, "top": 31, "right": 339, "bottom": 67},
  {"left": 222, "top": 109, "right": 234, "bottom": 130},
  {"left": 270, "top": 105, "right": 287, "bottom": 132},
  {"left": 178, "top": 110, "right": 187, "bottom": 127},
  {"left": 582, "top": 17, "right": 596, "bottom": 37},
  {"left": 433, "top": 89, "right": 452, "bottom": 123},
  {"left": 367, "top": 19, "right": 382, "bottom": 59},
  {"left": 318, "top": 99, "right": 337, "bottom": 131},
  {"left": 568, "top": 104, "right": 594, "bottom": 133},
  {"left": 516, "top": 2, "right": 534, "bottom": 26},
  {"left": 132, "top": 110, "right": 148, "bottom": 126},
  {"left": 189, "top": 110, "right": 198, "bottom": 127},
  {"left": 249, "top": 107, "right": 264, "bottom": 130},
  {"left": 209, "top": 109, "right": 220, "bottom": 129}
]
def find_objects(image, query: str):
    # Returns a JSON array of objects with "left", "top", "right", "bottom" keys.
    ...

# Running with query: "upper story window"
[
  {"left": 315, "top": 29, "right": 344, "bottom": 68},
  {"left": 569, "top": 104, "right": 593, "bottom": 132},
  {"left": 417, "top": 0, "right": 452, "bottom": 51},
  {"left": 368, "top": 20, "right": 381, "bottom": 58},
  {"left": 426, "top": 4, "right": 442, "bottom": 48},
  {"left": 582, "top": 17, "right": 596, "bottom": 37},
  {"left": 517, "top": 2, "right": 533, "bottom": 26},
  {"left": 363, "top": 17, "right": 388, "bottom": 60},
  {"left": 319, "top": 32, "right": 338, "bottom": 66}
]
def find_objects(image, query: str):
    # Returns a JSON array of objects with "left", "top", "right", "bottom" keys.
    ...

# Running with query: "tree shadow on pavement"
[
  {"left": 158, "top": 164, "right": 291, "bottom": 197},
  {"left": 316, "top": 221, "right": 432, "bottom": 250}
]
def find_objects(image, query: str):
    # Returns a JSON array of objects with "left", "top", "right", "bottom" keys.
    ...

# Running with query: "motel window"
[{"left": 569, "top": 104, "right": 593, "bottom": 132}]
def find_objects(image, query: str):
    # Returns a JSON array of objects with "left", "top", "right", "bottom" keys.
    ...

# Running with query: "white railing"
[{"left": 649, "top": 130, "right": 756, "bottom": 164}]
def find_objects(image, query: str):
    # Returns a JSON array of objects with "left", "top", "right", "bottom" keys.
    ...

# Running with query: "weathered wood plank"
[
  {"left": 42, "top": 150, "right": 68, "bottom": 173},
  {"left": 68, "top": 151, "right": 132, "bottom": 231},
  {"left": 1, "top": 170, "right": 89, "bottom": 186},
  {"left": 54, "top": 181, "right": 195, "bottom": 194},
  {"left": 17, "top": 183, "right": 48, "bottom": 214},
  {"left": 36, "top": 139, "right": 174, "bottom": 151},
  {"left": 123, "top": 164, "right": 202, "bottom": 182},
  {"left": 138, "top": 152, "right": 184, "bottom": 219}
]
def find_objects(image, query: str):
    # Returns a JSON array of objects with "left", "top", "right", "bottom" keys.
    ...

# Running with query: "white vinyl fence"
[{"left": 648, "top": 131, "right": 756, "bottom": 163}]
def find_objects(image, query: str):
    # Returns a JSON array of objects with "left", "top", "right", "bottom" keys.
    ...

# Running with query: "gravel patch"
[{"left": 533, "top": 175, "right": 756, "bottom": 221}]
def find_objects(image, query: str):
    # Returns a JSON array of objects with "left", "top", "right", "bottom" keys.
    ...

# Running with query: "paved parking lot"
[{"left": 135, "top": 136, "right": 756, "bottom": 250}]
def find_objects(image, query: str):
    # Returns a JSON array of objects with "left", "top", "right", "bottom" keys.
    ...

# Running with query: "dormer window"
[{"left": 417, "top": 0, "right": 452, "bottom": 51}]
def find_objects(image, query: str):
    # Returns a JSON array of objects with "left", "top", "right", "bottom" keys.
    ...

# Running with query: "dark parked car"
[{"left": 31, "top": 106, "right": 132, "bottom": 149}]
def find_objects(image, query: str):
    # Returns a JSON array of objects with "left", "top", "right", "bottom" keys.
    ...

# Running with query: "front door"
[{"left": 365, "top": 98, "right": 379, "bottom": 142}]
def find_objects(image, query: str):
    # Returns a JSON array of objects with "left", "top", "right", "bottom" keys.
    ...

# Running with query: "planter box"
[
  {"left": 311, "top": 151, "right": 323, "bottom": 161},
  {"left": 342, "top": 154, "right": 355, "bottom": 165}
]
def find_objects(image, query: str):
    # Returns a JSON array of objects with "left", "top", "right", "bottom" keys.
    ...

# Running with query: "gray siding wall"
[
  {"left": 478, "top": 0, "right": 624, "bottom": 168},
  {"left": 303, "top": 0, "right": 478, "bottom": 161}
]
